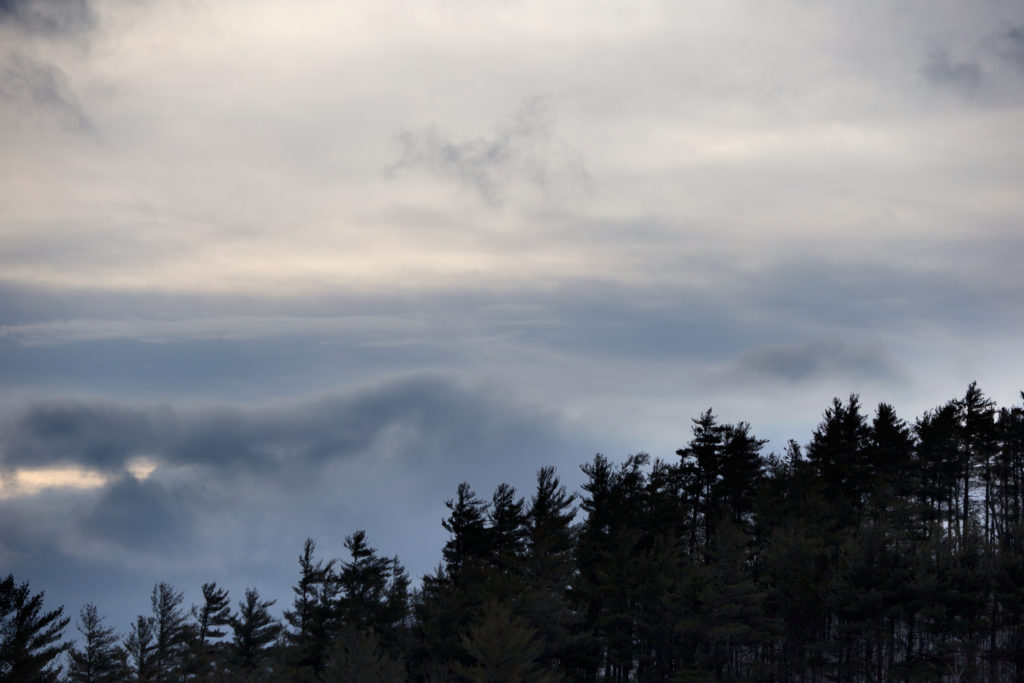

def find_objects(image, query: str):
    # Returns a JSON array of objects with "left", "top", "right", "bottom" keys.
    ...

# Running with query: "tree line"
[{"left": 3, "top": 382, "right": 1024, "bottom": 681}]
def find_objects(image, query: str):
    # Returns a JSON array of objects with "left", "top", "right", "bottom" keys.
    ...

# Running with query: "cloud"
[
  {"left": 0, "top": 315, "right": 420, "bottom": 347},
  {"left": 0, "top": 52, "right": 93, "bottom": 131},
  {"left": 388, "top": 97, "right": 590, "bottom": 206},
  {"left": 0, "top": 375, "right": 574, "bottom": 480},
  {"left": 0, "top": 0, "right": 95, "bottom": 37},
  {"left": 1, "top": 399, "right": 170, "bottom": 473},
  {"left": 999, "top": 26, "right": 1024, "bottom": 73},
  {"left": 922, "top": 49, "right": 983, "bottom": 91},
  {"left": 1, "top": 244, "right": 1021, "bottom": 412},
  {"left": 80, "top": 475, "right": 194, "bottom": 551},
  {"left": 713, "top": 338, "right": 904, "bottom": 386}
]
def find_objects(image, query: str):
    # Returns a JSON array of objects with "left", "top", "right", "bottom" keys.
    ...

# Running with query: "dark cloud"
[
  {"left": 1, "top": 399, "right": 171, "bottom": 472},
  {"left": 922, "top": 49, "right": 983, "bottom": 90},
  {"left": 0, "top": 376, "right": 574, "bottom": 480},
  {"left": 999, "top": 26, "right": 1024, "bottom": 73},
  {"left": 388, "top": 97, "right": 590, "bottom": 206},
  {"left": 738, "top": 248, "right": 1024, "bottom": 339},
  {"left": 0, "top": 52, "right": 93, "bottom": 131},
  {"left": 724, "top": 338, "right": 903, "bottom": 385},
  {"left": 0, "top": 0, "right": 95, "bottom": 37},
  {"left": 80, "top": 475, "right": 193, "bottom": 551}
]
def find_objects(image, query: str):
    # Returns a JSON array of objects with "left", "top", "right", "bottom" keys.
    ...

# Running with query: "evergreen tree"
[
  {"left": 453, "top": 600, "right": 562, "bottom": 683},
  {"left": 283, "top": 537, "right": 335, "bottom": 676},
  {"left": 521, "top": 467, "right": 579, "bottom": 674},
  {"left": 190, "top": 581, "right": 230, "bottom": 679},
  {"left": 149, "top": 582, "right": 189, "bottom": 682},
  {"left": 67, "top": 603, "right": 122, "bottom": 683},
  {"left": 442, "top": 482, "right": 491, "bottom": 589},
  {"left": 718, "top": 421, "right": 767, "bottom": 528},
  {"left": 338, "top": 529, "right": 410, "bottom": 652},
  {"left": 916, "top": 401, "right": 962, "bottom": 531},
  {"left": 321, "top": 624, "right": 406, "bottom": 683},
  {"left": 411, "top": 566, "right": 464, "bottom": 678},
  {"left": 123, "top": 615, "right": 155, "bottom": 683},
  {"left": 677, "top": 410, "right": 727, "bottom": 556},
  {"left": 413, "top": 483, "right": 492, "bottom": 677},
  {"left": 806, "top": 394, "right": 871, "bottom": 526},
  {"left": 0, "top": 574, "right": 69, "bottom": 683},
  {"left": 761, "top": 510, "right": 831, "bottom": 680},
  {"left": 229, "top": 588, "right": 281, "bottom": 675},
  {"left": 487, "top": 483, "right": 528, "bottom": 578},
  {"left": 866, "top": 402, "right": 916, "bottom": 502},
  {"left": 959, "top": 382, "right": 997, "bottom": 547},
  {"left": 694, "top": 520, "right": 769, "bottom": 680},
  {"left": 574, "top": 453, "right": 651, "bottom": 682}
]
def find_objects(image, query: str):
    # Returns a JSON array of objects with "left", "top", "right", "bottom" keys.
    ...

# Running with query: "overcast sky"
[{"left": 2, "top": 0, "right": 1023, "bottom": 634}]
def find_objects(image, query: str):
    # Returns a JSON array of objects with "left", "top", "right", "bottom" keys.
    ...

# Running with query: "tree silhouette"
[
  {"left": 454, "top": 600, "right": 562, "bottom": 683},
  {"left": 229, "top": 588, "right": 281, "bottom": 675},
  {"left": 0, "top": 574, "right": 69, "bottom": 682},
  {"left": 149, "top": 583, "right": 189, "bottom": 682},
  {"left": 283, "top": 537, "right": 335, "bottom": 676},
  {"left": 190, "top": 582, "right": 230, "bottom": 681},
  {"left": 67, "top": 602, "right": 122, "bottom": 683},
  {"left": 123, "top": 615, "right": 155, "bottom": 683}
]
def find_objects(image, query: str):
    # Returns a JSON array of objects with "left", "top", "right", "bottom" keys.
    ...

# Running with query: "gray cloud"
[
  {"left": 0, "top": 0, "right": 95, "bottom": 37},
  {"left": 388, "top": 97, "right": 590, "bottom": 206},
  {"left": 922, "top": 49, "right": 983, "bottom": 90},
  {"left": 2, "top": 399, "right": 171, "bottom": 472},
  {"left": 2, "top": 238, "right": 1022, "bottom": 410},
  {"left": 81, "top": 475, "right": 194, "bottom": 551},
  {"left": 722, "top": 338, "right": 903, "bottom": 385},
  {"left": 1000, "top": 26, "right": 1024, "bottom": 73},
  {"left": 1, "top": 375, "right": 575, "bottom": 480},
  {"left": 0, "top": 51, "right": 92, "bottom": 131}
]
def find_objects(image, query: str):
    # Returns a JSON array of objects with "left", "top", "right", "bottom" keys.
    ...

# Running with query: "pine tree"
[
  {"left": 695, "top": 520, "right": 768, "bottom": 680},
  {"left": 866, "top": 402, "right": 916, "bottom": 500},
  {"left": 283, "top": 537, "right": 335, "bottom": 676},
  {"left": 321, "top": 624, "right": 406, "bottom": 683},
  {"left": 806, "top": 394, "right": 870, "bottom": 525},
  {"left": 123, "top": 615, "right": 155, "bottom": 683},
  {"left": 574, "top": 453, "right": 651, "bottom": 682},
  {"left": 229, "top": 588, "right": 281, "bottom": 675},
  {"left": 677, "top": 410, "right": 727, "bottom": 556},
  {"left": 190, "top": 582, "right": 230, "bottom": 681},
  {"left": 338, "top": 529, "right": 410, "bottom": 653},
  {"left": 0, "top": 574, "right": 69, "bottom": 683},
  {"left": 67, "top": 603, "right": 122, "bottom": 683},
  {"left": 149, "top": 583, "right": 188, "bottom": 682},
  {"left": 522, "top": 467, "right": 579, "bottom": 674},
  {"left": 413, "top": 483, "right": 493, "bottom": 677},
  {"left": 718, "top": 421, "right": 767, "bottom": 529},
  {"left": 959, "top": 382, "right": 997, "bottom": 546},
  {"left": 453, "top": 600, "right": 562, "bottom": 683},
  {"left": 916, "top": 401, "right": 962, "bottom": 531},
  {"left": 442, "top": 482, "right": 491, "bottom": 589},
  {"left": 488, "top": 483, "right": 528, "bottom": 578}
]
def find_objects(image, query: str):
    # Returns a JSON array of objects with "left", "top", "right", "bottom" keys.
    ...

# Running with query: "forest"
[{"left": 3, "top": 382, "right": 1024, "bottom": 682}]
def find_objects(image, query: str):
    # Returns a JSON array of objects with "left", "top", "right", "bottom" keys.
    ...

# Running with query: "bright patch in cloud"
[{"left": 0, "top": 466, "right": 108, "bottom": 498}]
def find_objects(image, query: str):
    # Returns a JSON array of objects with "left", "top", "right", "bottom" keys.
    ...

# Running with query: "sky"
[{"left": 2, "top": 0, "right": 1023, "bottom": 635}]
